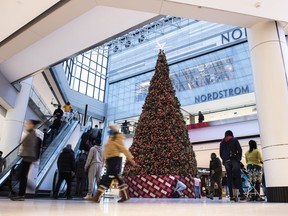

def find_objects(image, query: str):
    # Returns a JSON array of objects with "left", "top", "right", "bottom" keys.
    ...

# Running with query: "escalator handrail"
[
  {"left": 36, "top": 120, "right": 79, "bottom": 189},
  {"left": 6, "top": 119, "right": 78, "bottom": 194},
  {"left": 37, "top": 111, "right": 80, "bottom": 176},
  {"left": 0, "top": 116, "right": 54, "bottom": 185},
  {"left": 8, "top": 161, "right": 22, "bottom": 195},
  {"left": 3, "top": 116, "right": 54, "bottom": 161},
  {"left": 51, "top": 117, "right": 93, "bottom": 195}
]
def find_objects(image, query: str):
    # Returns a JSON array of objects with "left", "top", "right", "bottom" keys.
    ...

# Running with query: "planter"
[{"left": 123, "top": 175, "right": 194, "bottom": 198}]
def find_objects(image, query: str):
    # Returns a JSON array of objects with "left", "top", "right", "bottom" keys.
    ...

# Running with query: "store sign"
[
  {"left": 221, "top": 28, "right": 247, "bottom": 45},
  {"left": 195, "top": 85, "right": 249, "bottom": 103}
]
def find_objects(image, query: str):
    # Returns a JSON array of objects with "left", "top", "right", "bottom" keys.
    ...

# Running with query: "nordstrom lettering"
[
  {"left": 195, "top": 85, "right": 249, "bottom": 103},
  {"left": 221, "top": 28, "right": 247, "bottom": 44}
]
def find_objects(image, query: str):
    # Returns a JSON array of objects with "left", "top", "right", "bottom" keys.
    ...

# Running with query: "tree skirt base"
[{"left": 123, "top": 175, "right": 194, "bottom": 198}]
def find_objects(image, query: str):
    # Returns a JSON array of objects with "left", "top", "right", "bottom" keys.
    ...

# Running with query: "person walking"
[
  {"left": 245, "top": 140, "right": 264, "bottom": 201},
  {"left": 90, "top": 125, "right": 136, "bottom": 203},
  {"left": 0, "top": 151, "right": 7, "bottom": 173},
  {"left": 53, "top": 144, "right": 75, "bottom": 199},
  {"left": 207, "top": 153, "right": 223, "bottom": 200},
  {"left": 11, "top": 120, "right": 42, "bottom": 201},
  {"left": 220, "top": 130, "right": 244, "bottom": 202},
  {"left": 198, "top": 111, "right": 204, "bottom": 123},
  {"left": 84, "top": 142, "right": 104, "bottom": 199}
]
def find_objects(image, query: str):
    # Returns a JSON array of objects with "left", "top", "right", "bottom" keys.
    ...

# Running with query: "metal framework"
[{"left": 103, "top": 16, "right": 198, "bottom": 55}]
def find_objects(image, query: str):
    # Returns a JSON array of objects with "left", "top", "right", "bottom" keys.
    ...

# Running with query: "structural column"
[
  {"left": 248, "top": 21, "right": 288, "bottom": 202},
  {"left": 0, "top": 77, "right": 33, "bottom": 157}
]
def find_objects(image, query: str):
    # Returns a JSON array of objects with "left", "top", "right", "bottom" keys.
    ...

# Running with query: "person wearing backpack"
[{"left": 220, "top": 130, "right": 244, "bottom": 202}]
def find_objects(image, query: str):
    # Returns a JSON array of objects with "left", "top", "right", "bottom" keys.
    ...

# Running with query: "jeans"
[
  {"left": 224, "top": 159, "right": 241, "bottom": 197},
  {"left": 75, "top": 177, "right": 87, "bottom": 196},
  {"left": 99, "top": 157, "right": 124, "bottom": 188},
  {"left": 18, "top": 161, "right": 32, "bottom": 196},
  {"left": 194, "top": 186, "right": 201, "bottom": 198},
  {"left": 55, "top": 171, "right": 73, "bottom": 196}
]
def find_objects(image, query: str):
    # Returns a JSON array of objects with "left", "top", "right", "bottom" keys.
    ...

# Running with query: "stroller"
[{"left": 241, "top": 169, "right": 262, "bottom": 201}]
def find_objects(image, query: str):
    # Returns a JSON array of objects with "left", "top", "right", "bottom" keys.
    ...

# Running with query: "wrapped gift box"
[{"left": 124, "top": 175, "right": 194, "bottom": 198}]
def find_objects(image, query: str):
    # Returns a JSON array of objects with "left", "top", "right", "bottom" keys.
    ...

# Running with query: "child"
[{"left": 194, "top": 175, "right": 201, "bottom": 198}]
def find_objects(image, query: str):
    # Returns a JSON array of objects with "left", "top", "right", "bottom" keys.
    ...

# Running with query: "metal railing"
[
  {"left": 30, "top": 87, "right": 52, "bottom": 116},
  {"left": 0, "top": 116, "right": 54, "bottom": 186}
]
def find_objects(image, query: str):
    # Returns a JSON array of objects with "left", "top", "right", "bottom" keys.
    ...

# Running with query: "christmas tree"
[{"left": 123, "top": 50, "right": 197, "bottom": 176}]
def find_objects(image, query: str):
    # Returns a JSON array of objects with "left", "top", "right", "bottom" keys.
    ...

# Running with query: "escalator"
[
  {"left": 0, "top": 116, "right": 54, "bottom": 195},
  {"left": 0, "top": 113, "right": 86, "bottom": 197},
  {"left": 50, "top": 117, "right": 95, "bottom": 199}
]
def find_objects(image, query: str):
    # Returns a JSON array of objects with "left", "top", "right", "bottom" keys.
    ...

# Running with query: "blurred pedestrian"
[
  {"left": 90, "top": 125, "right": 136, "bottom": 203},
  {"left": 11, "top": 120, "right": 42, "bottom": 201}
]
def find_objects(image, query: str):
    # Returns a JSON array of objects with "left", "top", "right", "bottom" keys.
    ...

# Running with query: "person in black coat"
[
  {"left": 75, "top": 151, "right": 88, "bottom": 196},
  {"left": 219, "top": 130, "right": 243, "bottom": 202},
  {"left": 49, "top": 118, "right": 62, "bottom": 142},
  {"left": 54, "top": 144, "right": 75, "bottom": 199},
  {"left": 53, "top": 105, "right": 64, "bottom": 119},
  {"left": 207, "top": 153, "right": 222, "bottom": 200},
  {"left": 11, "top": 120, "right": 42, "bottom": 201},
  {"left": 198, "top": 111, "right": 204, "bottom": 123}
]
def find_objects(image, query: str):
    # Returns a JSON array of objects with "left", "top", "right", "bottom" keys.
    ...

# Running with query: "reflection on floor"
[{"left": 0, "top": 197, "right": 287, "bottom": 216}]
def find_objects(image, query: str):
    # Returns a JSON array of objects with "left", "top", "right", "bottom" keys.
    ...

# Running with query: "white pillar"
[
  {"left": 248, "top": 21, "right": 288, "bottom": 202},
  {"left": 0, "top": 77, "right": 33, "bottom": 157}
]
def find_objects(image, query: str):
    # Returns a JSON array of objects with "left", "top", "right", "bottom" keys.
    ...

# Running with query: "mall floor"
[{"left": 0, "top": 197, "right": 287, "bottom": 216}]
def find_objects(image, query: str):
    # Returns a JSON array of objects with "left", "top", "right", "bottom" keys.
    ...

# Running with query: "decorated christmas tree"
[{"left": 123, "top": 50, "right": 197, "bottom": 176}]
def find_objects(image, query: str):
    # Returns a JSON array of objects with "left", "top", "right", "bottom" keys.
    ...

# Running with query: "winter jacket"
[
  {"left": 18, "top": 129, "right": 42, "bottom": 162},
  {"left": 209, "top": 157, "right": 222, "bottom": 178},
  {"left": 75, "top": 153, "right": 87, "bottom": 178},
  {"left": 79, "top": 131, "right": 93, "bottom": 152},
  {"left": 53, "top": 108, "right": 64, "bottom": 119},
  {"left": 85, "top": 145, "right": 103, "bottom": 171},
  {"left": 220, "top": 137, "right": 242, "bottom": 164},
  {"left": 57, "top": 147, "right": 75, "bottom": 173},
  {"left": 103, "top": 133, "right": 133, "bottom": 160}
]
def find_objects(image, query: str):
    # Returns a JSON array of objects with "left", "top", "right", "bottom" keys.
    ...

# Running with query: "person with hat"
[{"left": 90, "top": 125, "right": 136, "bottom": 203}]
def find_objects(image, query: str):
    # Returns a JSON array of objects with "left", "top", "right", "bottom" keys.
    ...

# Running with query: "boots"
[
  {"left": 231, "top": 189, "right": 239, "bottom": 202},
  {"left": 118, "top": 184, "right": 129, "bottom": 203},
  {"left": 90, "top": 185, "right": 106, "bottom": 203}
]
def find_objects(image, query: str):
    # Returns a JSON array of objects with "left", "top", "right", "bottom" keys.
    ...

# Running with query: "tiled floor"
[{"left": 0, "top": 197, "right": 287, "bottom": 216}]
